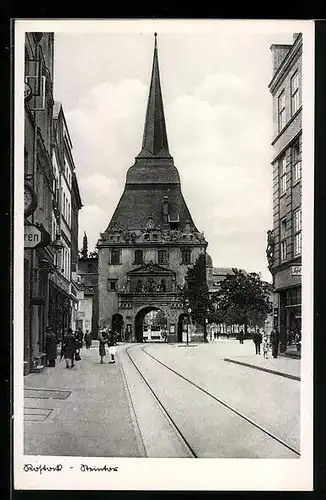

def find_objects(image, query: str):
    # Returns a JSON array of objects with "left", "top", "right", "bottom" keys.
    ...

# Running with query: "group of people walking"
[
  {"left": 44, "top": 326, "right": 93, "bottom": 369},
  {"left": 252, "top": 328, "right": 280, "bottom": 359}
]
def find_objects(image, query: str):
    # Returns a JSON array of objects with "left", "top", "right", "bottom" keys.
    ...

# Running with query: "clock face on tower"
[{"left": 24, "top": 184, "right": 37, "bottom": 217}]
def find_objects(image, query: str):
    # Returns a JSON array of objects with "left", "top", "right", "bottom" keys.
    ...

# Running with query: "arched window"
[{"left": 134, "top": 249, "right": 143, "bottom": 265}]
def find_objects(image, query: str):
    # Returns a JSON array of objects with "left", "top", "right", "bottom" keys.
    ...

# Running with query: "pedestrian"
[
  {"left": 270, "top": 327, "right": 280, "bottom": 358},
  {"left": 77, "top": 327, "right": 84, "bottom": 348},
  {"left": 238, "top": 329, "right": 244, "bottom": 344},
  {"left": 107, "top": 329, "right": 118, "bottom": 363},
  {"left": 62, "top": 327, "right": 78, "bottom": 368},
  {"left": 84, "top": 329, "right": 92, "bottom": 349},
  {"left": 98, "top": 329, "right": 108, "bottom": 363},
  {"left": 45, "top": 326, "right": 57, "bottom": 367},
  {"left": 262, "top": 332, "right": 269, "bottom": 359},
  {"left": 253, "top": 329, "right": 262, "bottom": 355}
]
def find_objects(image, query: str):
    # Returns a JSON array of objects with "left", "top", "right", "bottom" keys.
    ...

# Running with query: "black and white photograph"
[{"left": 14, "top": 19, "right": 313, "bottom": 491}]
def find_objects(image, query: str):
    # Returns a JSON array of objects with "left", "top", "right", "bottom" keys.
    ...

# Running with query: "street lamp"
[
  {"left": 185, "top": 298, "right": 191, "bottom": 346},
  {"left": 204, "top": 306, "right": 210, "bottom": 342}
]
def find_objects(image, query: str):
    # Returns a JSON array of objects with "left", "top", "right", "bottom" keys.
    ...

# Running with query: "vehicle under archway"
[{"left": 134, "top": 307, "right": 166, "bottom": 342}]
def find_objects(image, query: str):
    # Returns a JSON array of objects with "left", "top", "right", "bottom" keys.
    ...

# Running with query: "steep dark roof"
[
  {"left": 107, "top": 184, "right": 197, "bottom": 231},
  {"left": 105, "top": 34, "right": 198, "bottom": 233}
]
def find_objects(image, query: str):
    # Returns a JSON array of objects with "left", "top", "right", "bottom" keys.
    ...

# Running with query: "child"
[{"left": 262, "top": 332, "right": 269, "bottom": 359}]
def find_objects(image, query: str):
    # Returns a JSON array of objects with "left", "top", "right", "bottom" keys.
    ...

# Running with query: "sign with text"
[
  {"left": 291, "top": 265, "right": 302, "bottom": 276},
  {"left": 24, "top": 225, "right": 42, "bottom": 248}
]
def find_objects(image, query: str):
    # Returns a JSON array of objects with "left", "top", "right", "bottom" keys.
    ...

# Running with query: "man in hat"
[{"left": 45, "top": 326, "right": 57, "bottom": 367}]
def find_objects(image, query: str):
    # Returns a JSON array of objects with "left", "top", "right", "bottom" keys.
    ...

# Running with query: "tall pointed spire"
[
  {"left": 81, "top": 231, "right": 88, "bottom": 259},
  {"left": 138, "top": 33, "right": 171, "bottom": 158}
]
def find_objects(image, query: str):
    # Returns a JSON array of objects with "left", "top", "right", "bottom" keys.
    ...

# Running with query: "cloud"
[
  {"left": 78, "top": 205, "right": 109, "bottom": 253},
  {"left": 54, "top": 32, "right": 292, "bottom": 281}
]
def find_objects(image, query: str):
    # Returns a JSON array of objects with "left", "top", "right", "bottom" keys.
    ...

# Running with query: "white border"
[{"left": 14, "top": 19, "right": 314, "bottom": 491}]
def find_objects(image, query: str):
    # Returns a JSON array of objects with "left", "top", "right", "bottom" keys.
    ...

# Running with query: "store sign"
[
  {"left": 24, "top": 223, "right": 51, "bottom": 249},
  {"left": 24, "top": 225, "right": 42, "bottom": 248},
  {"left": 291, "top": 266, "right": 302, "bottom": 276}
]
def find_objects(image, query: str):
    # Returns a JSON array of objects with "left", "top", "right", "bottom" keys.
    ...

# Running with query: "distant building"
[
  {"left": 77, "top": 241, "right": 99, "bottom": 338},
  {"left": 267, "top": 33, "right": 302, "bottom": 353},
  {"left": 206, "top": 254, "right": 272, "bottom": 338}
]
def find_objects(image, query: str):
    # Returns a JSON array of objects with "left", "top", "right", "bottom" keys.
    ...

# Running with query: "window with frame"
[
  {"left": 291, "top": 71, "right": 300, "bottom": 115},
  {"left": 107, "top": 279, "right": 117, "bottom": 292},
  {"left": 181, "top": 248, "right": 191, "bottom": 265},
  {"left": 110, "top": 248, "right": 121, "bottom": 265},
  {"left": 158, "top": 249, "right": 168, "bottom": 265},
  {"left": 293, "top": 208, "right": 302, "bottom": 256},
  {"left": 278, "top": 91, "right": 286, "bottom": 131},
  {"left": 134, "top": 249, "right": 143, "bottom": 265},
  {"left": 280, "top": 218, "right": 287, "bottom": 261},
  {"left": 292, "top": 140, "right": 301, "bottom": 183},
  {"left": 279, "top": 154, "right": 287, "bottom": 194}
]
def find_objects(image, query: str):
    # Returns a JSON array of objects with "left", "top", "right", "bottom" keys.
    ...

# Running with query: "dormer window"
[
  {"left": 144, "top": 233, "right": 149, "bottom": 240},
  {"left": 168, "top": 214, "right": 180, "bottom": 230}
]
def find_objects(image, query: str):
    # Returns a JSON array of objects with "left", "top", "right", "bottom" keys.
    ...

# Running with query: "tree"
[
  {"left": 212, "top": 269, "right": 272, "bottom": 335},
  {"left": 183, "top": 253, "right": 210, "bottom": 339},
  {"left": 153, "top": 310, "right": 167, "bottom": 328},
  {"left": 89, "top": 249, "right": 98, "bottom": 258}
]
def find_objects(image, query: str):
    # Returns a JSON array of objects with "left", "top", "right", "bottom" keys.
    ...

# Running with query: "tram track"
[{"left": 125, "top": 344, "right": 300, "bottom": 458}]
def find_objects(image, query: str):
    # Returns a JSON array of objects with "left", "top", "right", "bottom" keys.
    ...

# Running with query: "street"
[{"left": 24, "top": 339, "right": 300, "bottom": 458}]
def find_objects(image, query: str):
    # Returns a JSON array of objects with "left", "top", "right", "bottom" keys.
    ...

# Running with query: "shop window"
[
  {"left": 134, "top": 249, "right": 143, "bottom": 265},
  {"left": 181, "top": 248, "right": 191, "bottom": 265}
]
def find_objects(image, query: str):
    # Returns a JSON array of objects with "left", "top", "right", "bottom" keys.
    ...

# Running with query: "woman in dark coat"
[
  {"left": 63, "top": 327, "right": 78, "bottom": 368},
  {"left": 45, "top": 326, "right": 57, "bottom": 367},
  {"left": 98, "top": 329, "right": 108, "bottom": 363},
  {"left": 84, "top": 330, "right": 92, "bottom": 349}
]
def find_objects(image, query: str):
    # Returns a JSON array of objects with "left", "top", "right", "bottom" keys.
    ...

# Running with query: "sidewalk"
[
  {"left": 24, "top": 344, "right": 144, "bottom": 457},
  {"left": 222, "top": 345, "right": 301, "bottom": 380}
]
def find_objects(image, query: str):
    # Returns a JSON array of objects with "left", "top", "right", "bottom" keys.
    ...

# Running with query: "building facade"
[
  {"left": 97, "top": 35, "right": 208, "bottom": 342},
  {"left": 24, "top": 33, "right": 82, "bottom": 374},
  {"left": 24, "top": 32, "right": 55, "bottom": 374},
  {"left": 267, "top": 33, "right": 302, "bottom": 353}
]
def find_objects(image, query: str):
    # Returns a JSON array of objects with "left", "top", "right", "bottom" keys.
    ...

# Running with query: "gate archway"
[{"left": 134, "top": 306, "right": 165, "bottom": 342}]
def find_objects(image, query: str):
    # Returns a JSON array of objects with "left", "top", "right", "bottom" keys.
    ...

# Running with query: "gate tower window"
[{"left": 134, "top": 249, "right": 143, "bottom": 265}]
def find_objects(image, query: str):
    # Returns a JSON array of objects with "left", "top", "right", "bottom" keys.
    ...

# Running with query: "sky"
[{"left": 52, "top": 24, "right": 296, "bottom": 282}]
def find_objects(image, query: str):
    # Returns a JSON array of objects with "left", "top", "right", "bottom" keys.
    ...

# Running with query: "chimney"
[{"left": 270, "top": 44, "right": 292, "bottom": 75}]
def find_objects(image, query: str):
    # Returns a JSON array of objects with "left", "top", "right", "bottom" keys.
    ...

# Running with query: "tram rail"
[{"left": 125, "top": 344, "right": 300, "bottom": 458}]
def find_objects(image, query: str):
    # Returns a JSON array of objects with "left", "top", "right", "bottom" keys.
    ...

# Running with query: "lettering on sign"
[
  {"left": 24, "top": 225, "right": 42, "bottom": 248},
  {"left": 291, "top": 266, "right": 302, "bottom": 276}
]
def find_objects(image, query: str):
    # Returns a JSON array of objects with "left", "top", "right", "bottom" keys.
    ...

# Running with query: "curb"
[{"left": 223, "top": 358, "right": 301, "bottom": 381}]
